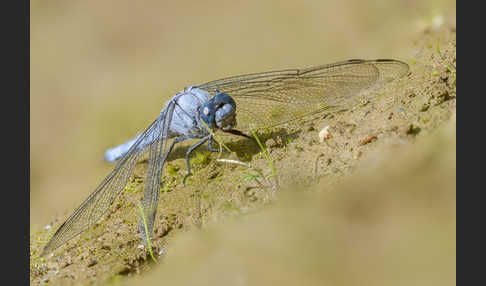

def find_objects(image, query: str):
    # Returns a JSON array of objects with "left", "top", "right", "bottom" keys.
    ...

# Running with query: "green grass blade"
[
  {"left": 249, "top": 128, "right": 276, "bottom": 176},
  {"left": 138, "top": 204, "right": 157, "bottom": 262}
]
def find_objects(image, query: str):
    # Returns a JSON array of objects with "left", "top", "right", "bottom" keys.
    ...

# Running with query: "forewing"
[
  {"left": 138, "top": 101, "right": 176, "bottom": 242},
  {"left": 42, "top": 116, "right": 165, "bottom": 256},
  {"left": 196, "top": 59, "right": 408, "bottom": 130}
]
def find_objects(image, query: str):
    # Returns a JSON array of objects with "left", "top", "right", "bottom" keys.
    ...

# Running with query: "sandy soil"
[{"left": 30, "top": 21, "right": 455, "bottom": 285}]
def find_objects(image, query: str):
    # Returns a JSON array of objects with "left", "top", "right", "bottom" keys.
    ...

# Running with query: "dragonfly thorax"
[{"left": 199, "top": 92, "right": 237, "bottom": 131}]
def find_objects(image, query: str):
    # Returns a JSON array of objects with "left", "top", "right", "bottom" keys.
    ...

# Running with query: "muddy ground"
[{"left": 30, "top": 23, "right": 456, "bottom": 285}]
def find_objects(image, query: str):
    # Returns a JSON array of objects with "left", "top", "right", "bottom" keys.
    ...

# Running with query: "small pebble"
[
  {"left": 319, "top": 126, "right": 332, "bottom": 142},
  {"left": 159, "top": 249, "right": 165, "bottom": 255},
  {"left": 44, "top": 225, "right": 51, "bottom": 231},
  {"left": 138, "top": 244, "right": 145, "bottom": 249},
  {"left": 359, "top": 135, "right": 378, "bottom": 146}
]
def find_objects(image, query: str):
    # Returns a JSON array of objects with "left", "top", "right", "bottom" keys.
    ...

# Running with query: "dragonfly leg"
[
  {"left": 183, "top": 135, "right": 210, "bottom": 185},
  {"left": 163, "top": 135, "right": 195, "bottom": 160}
]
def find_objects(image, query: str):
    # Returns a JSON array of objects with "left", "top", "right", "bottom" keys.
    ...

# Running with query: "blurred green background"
[{"left": 30, "top": 0, "right": 455, "bottom": 227}]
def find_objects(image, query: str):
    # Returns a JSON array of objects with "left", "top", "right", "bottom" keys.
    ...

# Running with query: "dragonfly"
[{"left": 41, "top": 59, "right": 409, "bottom": 256}]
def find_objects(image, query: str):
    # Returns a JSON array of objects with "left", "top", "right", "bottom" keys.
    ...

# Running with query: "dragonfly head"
[{"left": 200, "top": 92, "right": 237, "bottom": 131}]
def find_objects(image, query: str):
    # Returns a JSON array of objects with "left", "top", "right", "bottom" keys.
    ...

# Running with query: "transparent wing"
[
  {"left": 138, "top": 101, "right": 176, "bottom": 242},
  {"left": 41, "top": 106, "right": 173, "bottom": 256},
  {"left": 196, "top": 59, "right": 409, "bottom": 131}
]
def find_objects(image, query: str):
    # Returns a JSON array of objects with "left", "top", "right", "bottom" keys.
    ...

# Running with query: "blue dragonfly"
[{"left": 42, "top": 59, "right": 409, "bottom": 256}]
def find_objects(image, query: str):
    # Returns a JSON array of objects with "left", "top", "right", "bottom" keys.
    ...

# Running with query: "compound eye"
[{"left": 200, "top": 102, "right": 217, "bottom": 130}]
